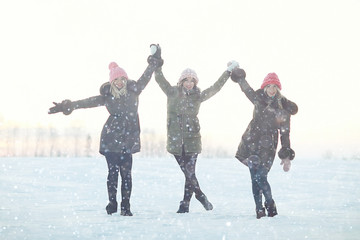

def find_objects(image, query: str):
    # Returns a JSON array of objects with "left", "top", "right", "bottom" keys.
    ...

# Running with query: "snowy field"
[{"left": 1, "top": 156, "right": 359, "bottom": 240}]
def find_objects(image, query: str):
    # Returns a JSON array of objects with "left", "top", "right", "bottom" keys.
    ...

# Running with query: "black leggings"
[
  {"left": 174, "top": 152, "right": 205, "bottom": 202},
  {"left": 249, "top": 164, "right": 273, "bottom": 210},
  {"left": 105, "top": 152, "right": 133, "bottom": 204}
]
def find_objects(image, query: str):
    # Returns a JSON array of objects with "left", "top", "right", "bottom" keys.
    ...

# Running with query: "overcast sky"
[{"left": 1, "top": 0, "right": 359, "bottom": 158}]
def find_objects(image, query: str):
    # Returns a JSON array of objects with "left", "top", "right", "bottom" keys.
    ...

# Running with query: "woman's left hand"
[{"left": 280, "top": 158, "right": 291, "bottom": 172}]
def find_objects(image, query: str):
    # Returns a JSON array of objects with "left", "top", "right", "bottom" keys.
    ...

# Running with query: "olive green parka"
[{"left": 155, "top": 68, "right": 230, "bottom": 156}]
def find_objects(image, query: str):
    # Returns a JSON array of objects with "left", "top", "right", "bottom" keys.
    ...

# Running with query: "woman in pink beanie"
[
  {"left": 230, "top": 68, "right": 298, "bottom": 219},
  {"left": 154, "top": 45, "right": 239, "bottom": 213},
  {"left": 48, "top": 46, "right": 163, "bottom": 216}
]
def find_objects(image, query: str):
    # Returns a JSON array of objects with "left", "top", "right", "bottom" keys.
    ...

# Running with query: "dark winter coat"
[
  {"left": 235, "top": 78, "right": 298, "bottom": 170},
  {"left": 155, "top": 68, "right": 230, "bottom": 156},
  {"left": 69, "top": 64, "right": 156, "bottom": 155}
]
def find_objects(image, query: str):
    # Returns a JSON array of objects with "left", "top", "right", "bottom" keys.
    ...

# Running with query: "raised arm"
[
  {"left": 154, "top": 67, "right": 175, "bottom": 96},
  {"left": 127, "top": 64, "right": 157, "bottom": 94},
  {"left": 199, "top": 61, "right": 239, "bottom": 102},
  {"left": 200, "top": 70, "right": 230, "bottom": 102},
  {"left": 231, "top": 67, "right": 258, "bottom": 104},
  {"left": 128, "top": 45, "right": 164, "bottom": 94}
]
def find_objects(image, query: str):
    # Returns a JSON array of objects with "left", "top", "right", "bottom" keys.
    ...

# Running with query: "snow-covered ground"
[{"left": 1, "top": 156, "right": 359, "bottom": 240}]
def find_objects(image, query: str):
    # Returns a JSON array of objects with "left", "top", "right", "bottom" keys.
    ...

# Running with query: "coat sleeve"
[
  {"left": 281, "top": 97, "right": 298, "bottom": 115},
  {"left": 279, "top": 112, "right": 291, "bottom": 147},
  {"left": 237, "top": 78, "right": 258, "bottom": 104},
  {"left": 127, "top": 64, "right": 157, "bottom": 94},
  {"left": 278, "top": 98, "right": 298, "bottom": 152},
  {"left": 278, "top": 110, "right": 296, "bottom": 160},
  {"left": 71, "top": 95, "right": 106, "bottom": 110},
  {"left": 154, "top": 68, "right": 175, "bottom": 96},
  {"left": 200, "top": 71, "right": 230, "bottom": 102}
]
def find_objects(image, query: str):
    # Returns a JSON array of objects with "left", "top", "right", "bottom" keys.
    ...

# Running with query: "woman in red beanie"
[
  {"left": 48, "top": 47, "right": 163, "bottom": 216},
  {"left": 230, "top": 69, "right": 298, "bottom": 219}
]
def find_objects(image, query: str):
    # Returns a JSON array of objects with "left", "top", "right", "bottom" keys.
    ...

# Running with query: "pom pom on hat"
[
  {"left": 178, "top": 68, "right": 199, "bottom": 86},
  {"left": 261, "top": 72, "right": 282, "bottom": 90},
  {"left": 109, "top": 62, "right": 128, "bottom": 83}
]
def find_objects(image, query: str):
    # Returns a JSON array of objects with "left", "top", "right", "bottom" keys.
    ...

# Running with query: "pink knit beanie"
[
  {"left": 109, "top": 62, "right": 128, "bottom": 83},
  {"left": 261, "top": 72, "right": 282, "bottom": 90},
  {"left": 178, "top": 68, "right": 199, "bottom": 86}
]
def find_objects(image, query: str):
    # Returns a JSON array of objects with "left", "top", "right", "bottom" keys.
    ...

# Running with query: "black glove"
[
  {"left": 148, "top": 44, "right": 164, "bottom": 68},
  {"left": 48, "top": 99, "right": 73, "bottom": 115},
  {"left": 278, "top": 147, "right": 295, "bottom": 160},
  {"left": 231, "top": 68, "right": 246, "bottom": 83},
  {"left": 147, "top": 55, "right": 164, "bottom": 68},
  {"left": 150, "top": 44, "right": 162, "bottom": 59}
]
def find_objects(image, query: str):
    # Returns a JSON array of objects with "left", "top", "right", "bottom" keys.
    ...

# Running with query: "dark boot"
[
  {"left": 196, "top": 194, "right": 213, "bottom": 211},
  {"left": 265, "top": 200, "right": 278, "bottom": 217},
  {"left": 105, "top": 201, "right": 118, "bottom": 215},
  {"left": 177, "top": 201, "right": 189, "bottom": 213},
  {"left": 256, "top": 207, "right": 266, "bottom": 219},
  {"left": 120, "top": 201, "right": 133, "bottom": 216}
]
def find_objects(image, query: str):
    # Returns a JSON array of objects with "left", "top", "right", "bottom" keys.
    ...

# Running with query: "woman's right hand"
[
  {"left": 48, "top": 102, "right": 63, "bottom": 114},
  {"left": 48, "top": 99, "right": 73, "bottom": 115},
  {"left": 231, "top": 68, "right": 246, "bottom": 83}
]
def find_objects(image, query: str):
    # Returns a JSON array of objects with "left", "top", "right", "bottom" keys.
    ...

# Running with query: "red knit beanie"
[
  {"left": 261, "top": 72, "right": 282, "bottom": 90},
  {"left": 109, "top": 62, "right": 128, "bottom": 83}
]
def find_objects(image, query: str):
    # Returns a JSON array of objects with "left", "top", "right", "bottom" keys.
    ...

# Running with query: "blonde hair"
[
  {"left": 264, "top": 85, "right": 283, "bottom": 109},
  {"left": 110, "top": 79, "right": 128, "bottom": 98}
]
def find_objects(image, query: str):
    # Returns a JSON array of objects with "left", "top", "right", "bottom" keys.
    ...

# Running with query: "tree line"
[{"left": 0, "top": 125, "right": 231, "bottom": 158}]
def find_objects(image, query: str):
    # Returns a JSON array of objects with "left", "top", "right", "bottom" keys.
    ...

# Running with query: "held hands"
[
  {"left": 150, "top": 44, "right": 162, "bottom": 59},
  {"left": 150, "top": 45, "right": 157, "bottom": 55},
  {"left": 227, "top": 60, "right": 239, "bottom": 72},
  {"left": 231, "top": 67, "right": 246, "bottom": 83},
  {"left": 226, "top": 60, "right": 245, "bottom": 83},
  {"left": 147, "top": 44, "right": 163, "bottom": 68},
  {"left": 48, "top": 99, "right": 73, "bottom": 115}
]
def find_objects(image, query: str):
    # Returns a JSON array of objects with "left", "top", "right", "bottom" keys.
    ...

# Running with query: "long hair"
[
  {"left": 177, "top": 78, "right": 201, "bottom": 93},
  {"left": 110, "top": 80, "right": 128, "bottom": 98},
  {"left": 264, "top": 85, "right": 283, "bottom": 109}
]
